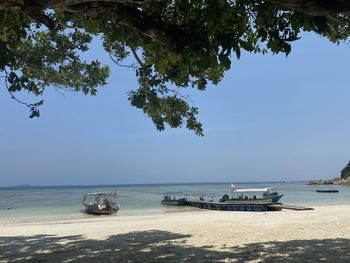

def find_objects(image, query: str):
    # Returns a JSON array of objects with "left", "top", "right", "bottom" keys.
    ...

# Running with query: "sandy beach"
[{"left": 1, "top": 205, "right": 350, "bottom": 262}]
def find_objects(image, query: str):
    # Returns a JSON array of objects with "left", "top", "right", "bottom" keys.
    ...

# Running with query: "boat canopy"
[
  {"left": 163, "top": 192, "right": 184, "bottom": 195},
  {"left": 86, "top": 192, "right": 115, "bottom": 195},
  {"left": 163, "top": 192, "right": 217, "bottom": 198},
  {"left": 234, "top": 188, "right": 274, "bottom": 193}
]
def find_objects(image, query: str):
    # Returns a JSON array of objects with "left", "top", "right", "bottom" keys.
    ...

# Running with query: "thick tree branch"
[
  {"left": 3, "top": 0, "right": 350, "bottom": 16},
  {"left": 265, "top": 0, "right": 350, "bottom": 15},
  {"left": 3, "top": 0, "right": 350, "bottom": 54},
  {"left": 111, "top": 4, "right": 183, "bottom": 53},
  {"left": 47, "top": 0, "right": 161, "bottom": 7},
  {"left": 1, "top": 0, "right": 182, "bottom": 52},
  {"left": 51, "top": 1, "right": 183, "bottom": 53}
]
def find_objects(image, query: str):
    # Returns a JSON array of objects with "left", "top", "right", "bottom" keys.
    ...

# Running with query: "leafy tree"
[{"left": 1, "top": 0, "right": 350, "bottom": 135}]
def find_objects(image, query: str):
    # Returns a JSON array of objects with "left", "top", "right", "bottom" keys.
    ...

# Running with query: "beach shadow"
[
  {"left": 227, "top": 238, "right": 350, "bottom": 262},
  {"left": 0, "top": 231, "right": 350, "bottom": 262}
]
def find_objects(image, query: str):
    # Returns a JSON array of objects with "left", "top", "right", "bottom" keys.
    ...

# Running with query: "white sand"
[{"left": 1, "top": 205, "right": 350, "bottom": 262}]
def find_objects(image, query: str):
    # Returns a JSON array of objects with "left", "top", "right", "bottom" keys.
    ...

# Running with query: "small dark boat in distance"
[{"left": 316, "top": 189, "right": 339, "bottom": 193}]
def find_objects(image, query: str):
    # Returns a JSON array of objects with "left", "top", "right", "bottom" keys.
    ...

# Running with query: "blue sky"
[{"left": 0, "top": 32, "right": 349, "bottom": 186}]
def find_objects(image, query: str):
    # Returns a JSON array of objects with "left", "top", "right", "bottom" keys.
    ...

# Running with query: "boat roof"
[
  {"left": 163, "top": 192, "right": 183, "bottom": 195},
  {"left": 163, "top": 192, "right": 218, "bottom": 198},
  {"left": 162, "top": 188, "right": 276, "bottom": 196},
  {"left": 85, "top": 192, "right": 116, "bottom": 196},
  {"left": 234, "top": 187, "right": 274, "bottom": 193}
]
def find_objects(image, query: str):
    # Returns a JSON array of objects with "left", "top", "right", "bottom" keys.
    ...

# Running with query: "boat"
[
  {"left": 160, "top": 191, "right": 282, "bottom": 212},
  {"left": 161, "top": 192, "right": 187, "bottom": 206},
  {"left": 263, "top": 188, "right": 284, "bottom": 202},
  {"left": 83, "top": 190, "right": 120, "bottom": 215},
  {"left": 219, "top": 187, "right": 284, "bottom": 204},
  {"left": 316, "top": 189, "right": 339, "bottom": 193},
  {"left": 160, "top": 185, "right": 284, "bottom": 212}
]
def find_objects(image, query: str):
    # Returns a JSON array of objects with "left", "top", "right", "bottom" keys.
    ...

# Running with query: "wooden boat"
[
  {"left": 83, "top": 190, "right": 120, "bottom": 215},
  {"left": 316, "top": 189, "right": 339, "bottom": 193}
]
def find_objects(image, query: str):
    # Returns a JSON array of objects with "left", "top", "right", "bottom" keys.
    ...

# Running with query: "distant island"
[
  {"left": 307, "top": 161, "right": 350, "bottom": 185},
  {"left": 14, "top": 184, "right": 33, "bottom": 187},
  {"left": 3, "top": 184, "right": 34, "bottom": 188}
]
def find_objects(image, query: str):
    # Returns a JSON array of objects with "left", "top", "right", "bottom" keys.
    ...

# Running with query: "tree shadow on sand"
[{"left": 0, "top": 231, "right": 350, "bottom": 262}]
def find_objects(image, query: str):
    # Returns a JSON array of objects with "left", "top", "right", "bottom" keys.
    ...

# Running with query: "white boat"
[
  {"left": 83, "top": 190, "right": 120, "bottom": 215},
  {"left": 220, "top": 186, "right": 284, "bottom": 204}
]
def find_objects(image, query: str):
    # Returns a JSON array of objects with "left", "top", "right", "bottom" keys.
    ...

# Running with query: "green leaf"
[
  {"left": 235, "top": 47, "right": 241, "bottom": 60},
  {"left": 239, "top": 40, "right": 254, "bottom": 52}
]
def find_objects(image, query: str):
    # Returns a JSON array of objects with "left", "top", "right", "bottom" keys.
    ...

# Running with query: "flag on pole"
[{"left": 231, "top": 183, "right": 237, "bottom": 192}]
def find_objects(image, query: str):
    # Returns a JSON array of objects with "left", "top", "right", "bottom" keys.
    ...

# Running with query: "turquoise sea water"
[{"left": 0, "top": 182, "right": 349, "bottom": 222}]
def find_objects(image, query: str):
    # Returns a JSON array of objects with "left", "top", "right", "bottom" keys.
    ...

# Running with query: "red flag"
[{"left": 231, "top": 184, "right": 237, "bottom": 192}]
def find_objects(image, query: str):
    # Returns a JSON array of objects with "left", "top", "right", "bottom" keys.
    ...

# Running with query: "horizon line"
[{"left": 0, "top": 180, "right": 306, "bottom": 189}]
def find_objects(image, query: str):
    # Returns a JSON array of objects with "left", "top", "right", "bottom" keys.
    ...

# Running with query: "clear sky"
[{"left": 1, "top": 32, "right": 349, "bottom": 186}]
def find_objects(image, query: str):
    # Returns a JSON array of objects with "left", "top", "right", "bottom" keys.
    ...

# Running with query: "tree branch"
[
  {"left": 109, "top": 3, "right": 183, "bottom": 53},
  {"left": 47, "top": 0, "right": 161, "bottom": 7},
  {"left": 4, "top": 70, "right": 36, "bottom": 107},
  {"left": 265, "top": 0, "right": 350, "bottom": 15},
  {"left": 130, "top": 47, "right": 143, "bottom": 67},
  {"left": 1, "top": 0, "right": 184, "bottom": 53},
  {"left": 109, "top": 52, "right": 138, "bottom": 69}
]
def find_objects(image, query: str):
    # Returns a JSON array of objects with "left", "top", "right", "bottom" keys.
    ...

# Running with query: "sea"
[{"left": 1, "top": 182, "right": 349, "bottom": 223}]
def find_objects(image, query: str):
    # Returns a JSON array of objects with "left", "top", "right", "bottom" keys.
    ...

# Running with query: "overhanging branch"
[{"left": 265, "top": 0, "right": 350, "bottom": 15}]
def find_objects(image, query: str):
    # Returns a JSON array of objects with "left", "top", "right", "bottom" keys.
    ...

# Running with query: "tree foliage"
[{"left": 1, "top": 0, "right": 350, "bottom": 135}]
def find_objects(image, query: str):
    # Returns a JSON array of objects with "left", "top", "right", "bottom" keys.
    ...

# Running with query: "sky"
[{"left": 0, "top": 32, "right": 349, "bottom": 186}]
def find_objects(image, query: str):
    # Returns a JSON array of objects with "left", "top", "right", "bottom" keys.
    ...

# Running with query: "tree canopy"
[{"left": 1, "top": 0, "right": 350, "bottom": 135}]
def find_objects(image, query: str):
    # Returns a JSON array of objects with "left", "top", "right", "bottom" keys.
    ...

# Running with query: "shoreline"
[
  {"left": 2, "top": 202, "right": 350, "bottom": 226},
  {"left": 1, "top": 204, "right": 350, "bottom": 262},
  {"left": 0, "top": 206, "right": 199, "bottom": 225},
  {"left": 2, "top": 203, "right": 350, "bottom": 229}
]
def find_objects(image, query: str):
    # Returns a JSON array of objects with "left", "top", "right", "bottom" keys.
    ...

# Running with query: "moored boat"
[
  {"left": 83, "top": 190, "right": 120, "bottom": 215},
  {"left": 161, "top": 193, "right": 187, "bottom": 206},
  {"left": 316, "top": 189, "right": 339, "bottom": 193},
  {"left": 219, "top": 186, "right": 284, "bottom": 204},
  {"left": 160, "top": 185, "right": 284, "bottom": 212}
]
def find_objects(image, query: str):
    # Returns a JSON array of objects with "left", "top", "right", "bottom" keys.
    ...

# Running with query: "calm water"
[{"left": 0, "top": 182, "right": 349, "bottom": 222}]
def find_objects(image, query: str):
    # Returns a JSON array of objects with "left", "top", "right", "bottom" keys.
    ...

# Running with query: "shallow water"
[{"left": 0, "top": 182, "right": 349, "bottom": 222}]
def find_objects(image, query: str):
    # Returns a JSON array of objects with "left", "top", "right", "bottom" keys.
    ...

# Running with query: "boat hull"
[
  {"left": 271, "top": 194, "right": 284, "bottom": 203},
  {"left": 161, "top": 198, "right": 187, "bottom": 206},
  {"left": 221, "top": 198, "right": 273, "bottom": 205},
  {"left": 316, "top": 190, "right": 339, "bottom": 193},
  {"left": 187, "top": 200, "right": 281, "bottom": 212},
  {"left": 85, "top": 203, "right": 120, "bottom": 215}
]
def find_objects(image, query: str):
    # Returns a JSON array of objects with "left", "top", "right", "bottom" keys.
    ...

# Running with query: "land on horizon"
[{"left": 0, "top": 181, "right": 308, "bottom": 189}]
